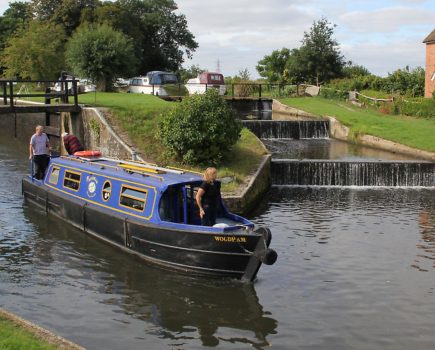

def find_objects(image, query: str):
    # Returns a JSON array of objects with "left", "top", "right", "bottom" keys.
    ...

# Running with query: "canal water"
[{"left": 1, "top": 136, "right": 435, "bottom": 350}]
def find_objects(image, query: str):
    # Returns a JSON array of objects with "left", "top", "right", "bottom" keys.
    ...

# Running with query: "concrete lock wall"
[
  {"left": 60, "top": 108, "right": 134, "bottom": 159},
  {"left": 0, "top": 111, "right": 61, "bottom": 154}
]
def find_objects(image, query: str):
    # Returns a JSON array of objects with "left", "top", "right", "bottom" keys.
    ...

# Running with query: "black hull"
[{"left": 22, "top": 178, "right": 273, "bottom": 281}]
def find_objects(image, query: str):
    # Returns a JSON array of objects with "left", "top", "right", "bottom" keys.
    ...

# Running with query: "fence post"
[
  {"left": 2, "top": 81, "right": 6, "bottom": 105},
  {"left": 259, "top": 84, "right": 262, "bottom": 98},
  {"left": 231, "top": 84, "right": 234, "bottom": 97},
  {"left": 45, "top": 87, "right": 51, "bottom": 126},
  {"left": 73, "top": 80, "right": 78, "bottom": 106},
  {"left": 64, "top": 81, "right": 69, "bottom": 104},
  {"left": 9, "top": 81, "right": 13, "bottom": 107}
]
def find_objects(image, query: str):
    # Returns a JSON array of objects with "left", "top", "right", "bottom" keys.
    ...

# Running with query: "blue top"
[{"left": 49, "top": 156, "right": 203, "bottom": 191}]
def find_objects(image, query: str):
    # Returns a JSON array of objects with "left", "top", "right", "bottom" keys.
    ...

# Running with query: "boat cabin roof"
[
  {"left": 50, "top": 156, "right": 203, "bottom": 191},
  {"left": 199, "top": 72, "right": 224, "bottom": 84}
]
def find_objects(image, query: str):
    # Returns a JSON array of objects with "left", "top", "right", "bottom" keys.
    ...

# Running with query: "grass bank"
[
  {"left": 0, "top": 316, "right": 59, "bottom": 350},
  {"left": 78, "top": 92, "right": 267, "bottom": 192},
  {"left": 280, "top": 97, "right": 435, "bottom": 152}
]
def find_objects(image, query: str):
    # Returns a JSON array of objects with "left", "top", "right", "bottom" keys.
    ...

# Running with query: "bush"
[
  {"left": 393, "top": 98, "right": 435, "bottom": 119},
  {"left": 158, "top": 89, "right": 242, "bottom": 165},
  {"left": 319, "top": 87, "right": 348, "bottom": 100}
]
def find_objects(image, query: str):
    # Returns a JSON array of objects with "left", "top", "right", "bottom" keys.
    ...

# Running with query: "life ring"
[{"left": 74, "top": 150, "right": 102, "bottom": 157}]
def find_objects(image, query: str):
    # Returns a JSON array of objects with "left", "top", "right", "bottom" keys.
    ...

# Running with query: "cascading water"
[
  {"left": 271, "top": 159, "right": 435, "bottom": 187},
  {"left": 241, "top": 120, "right": 329, "bottom": 139}
]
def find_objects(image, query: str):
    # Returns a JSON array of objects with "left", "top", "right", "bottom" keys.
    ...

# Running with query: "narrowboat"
[
  {"left": 22, "top": 155, "right": 277, "bottom": 281},
  {"left": 185, "top": 72, "right": 226, "bottom": 95},
  {"left": 128, "top": 71, "right": 186, "bottom": 96}
]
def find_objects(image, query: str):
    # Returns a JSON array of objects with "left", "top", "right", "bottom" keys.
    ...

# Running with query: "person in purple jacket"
[{"left": 29, "top": 125, "right": 50, "bottom": 180}]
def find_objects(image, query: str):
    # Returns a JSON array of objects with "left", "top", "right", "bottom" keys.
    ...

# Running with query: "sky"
[{"left": 1, "top": 0, "right": 434, "bottom": 78}]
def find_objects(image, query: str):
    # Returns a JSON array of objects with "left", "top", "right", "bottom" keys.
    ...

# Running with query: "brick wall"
[{"left": 425, "top": 42, "right": 435, "bottom": 98}]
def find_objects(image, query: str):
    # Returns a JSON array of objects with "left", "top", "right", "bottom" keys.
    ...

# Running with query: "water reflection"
[
  {"left": 415, "top": 209, "right": 435, "bottom": 272},
  {"left": 19, "top": 206, "right": 277, "bottom": 349}
]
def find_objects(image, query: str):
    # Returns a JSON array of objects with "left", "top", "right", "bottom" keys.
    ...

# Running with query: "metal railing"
[
  {"left": 0, "top": 79, "right": 79, "bottom": 107},
  {"left": 175, "top": 82, "right": 310, "bottom": 98}
]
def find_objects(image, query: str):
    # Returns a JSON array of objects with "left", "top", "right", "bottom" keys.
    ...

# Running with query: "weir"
[
  {"left": 271, "top": 159, "right": 435, "bottom": 187},
  {"left": 241, "top": 120, "right": 329, "bottom": 139}
]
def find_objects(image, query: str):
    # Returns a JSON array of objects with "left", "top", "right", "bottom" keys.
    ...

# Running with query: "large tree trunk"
[{"left": 97, "top": 78, "right": 107, "bottom": 92}]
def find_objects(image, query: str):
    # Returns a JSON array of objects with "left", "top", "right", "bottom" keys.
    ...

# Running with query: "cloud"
[
  {"left": 176, "top": 0, "right": 322, "bottom": 75},
  {"left": 339, "top": 6, "right": 435, "bottom": 33},
  {"left": 342, "top": 38, "right": 426, "bottom": 76}
]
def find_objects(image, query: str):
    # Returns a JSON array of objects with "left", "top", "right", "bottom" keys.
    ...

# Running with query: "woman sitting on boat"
[{"left": 196, "top": 167, "right": 221, "bottom": 226}]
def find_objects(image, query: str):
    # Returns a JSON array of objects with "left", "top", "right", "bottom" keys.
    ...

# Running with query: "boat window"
[
  {"left": 161, "top": 74, "right": 178, "bottom": 84},
  {"left": 102, "top": 180, "right": 111, "bottom": 201},
  {"left": 48, "top": 167, "right": 60, "bottom": 184},
  {"left": 64, "top": 171, "right": 81, "bottom": 191},
  {"left": 159, "top": 185, "right": 202, "bottom": 225},
  {"left": 120, "top": 185, "right": 147, "bottom": 212}
]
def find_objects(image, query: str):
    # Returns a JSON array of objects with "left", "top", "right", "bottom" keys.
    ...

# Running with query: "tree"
[
  {"left": 0, "top": 1, "right": 32, "bottom": 51},
  {"left": 1, "top": 20, "right": 66, "bottom": 80},
  {"left": 158, "top": 89, "right": 242, "bottom": 165},
  {"left": 284, "top": 48, "right": 309, "bottom": 84},
  {"left": 65, "top": 23, "right": 137, "bottom": 91},
  {"left": 85, "top": 0, "right": 198, "bottom": 73},
  {"left": 178, "top": 64, "right": 205, "bottom": 82},
  {"left": 256, "top": 48, "right": 291, "bottom": 83},
  {"left": 343, "top": 63, "right": 371, "bottom": 78},
  {"left": 299, "top": 18, "right": 345, "bottom": 85},
  {"left": 383, "top": 66, "right": 425, "bottom": 97}
]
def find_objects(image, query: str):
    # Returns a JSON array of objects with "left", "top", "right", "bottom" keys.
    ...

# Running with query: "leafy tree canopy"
[
  {"left": 256, "top": 48, "right": 291, "bottom": 83},
  {"left": 178, "top": 64, "right": 205, "bottom": 82},
  {"left": 256, "top": 18, "right": 346, "bottom": 85},
  {"left": 80, "top": 0, "right": 198, "bottom": 73},
  {"left": 1, "top": 0, "right": 198, "bottom": 80},
  {"left": 65, "top": 23, "right": 137, "bottom": 91},
  {"left": 0, "top": 1, "right": 32, "bottom": 51},
  {"left": 1, "top": 20, "right": 66, "bottom": 80},
  {"left": 299, "top": 18, "right": 345, "bottom": 85},
  {"left": 343, "top": 63, "right": 371, "bottom": 78}
]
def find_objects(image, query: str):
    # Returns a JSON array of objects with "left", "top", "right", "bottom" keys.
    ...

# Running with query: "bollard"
[{"left": 131, "top": 150, "right": 137, "bottom": 161}]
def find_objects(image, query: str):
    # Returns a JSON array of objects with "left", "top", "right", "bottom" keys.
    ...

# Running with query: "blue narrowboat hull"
[{"left": 22, "top": 176, "right": 276, "bottom": 281}]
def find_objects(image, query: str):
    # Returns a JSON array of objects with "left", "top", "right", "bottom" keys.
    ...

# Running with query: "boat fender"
[
  {"left": 254, "top": 227, "right": 272, "bottom": 246},
  {"left": 260, "top": 248, "right": 278, "bottom": 265},
  {"left": 74, "top": 150, "right": 102, "bottom": 157}
]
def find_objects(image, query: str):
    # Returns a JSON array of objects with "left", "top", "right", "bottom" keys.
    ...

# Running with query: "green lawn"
[
  {"left": 78, "top": 92, "right": 267, "bottom": 192},
  {"left": 280, "top": 97, "right": 435, "bottom": 152},
  {"left": 0, "top": 317, "right": 59, "bottom": 350}
]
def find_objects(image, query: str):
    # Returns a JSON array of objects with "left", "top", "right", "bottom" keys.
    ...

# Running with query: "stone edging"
[
  {"left": 272, "top": 99, "right": 320, "bottom": 120},
  {"left": 0, "top": 308, "right": 85, "bottom": 350},
  {"left": 83, "top": 107, "right": 141, "bottom": 161},
  {"left": 328, "top": 116, "right": 435, "bottom": 162},
  {"left": 223, "top": 154, "right": 271, "bottom": 214}
]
